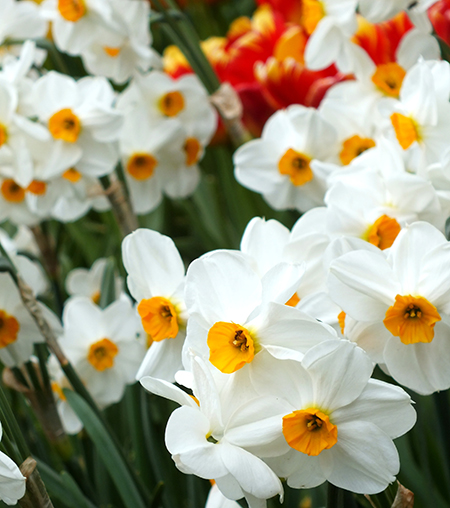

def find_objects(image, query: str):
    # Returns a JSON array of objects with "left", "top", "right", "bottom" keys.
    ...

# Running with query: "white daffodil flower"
[
  {"left": 267, "top": 340, "right": 416, "bottom": 494},
  {"left": 0, "top": 422, "right": 26, "bottom": 505},
  {"left": 234, "top": 105, "right": 338, "bottom": 212},
  {"left": 122, "top": 228, "right": 188, "bottom": 382},
  {"left": 141, "top": 354, "right": 289, "bottom": 508},
  {"left": 329, "top": 221, "right": 450, "bottom": 394},
  {"left": 59, "top": 297, "right": 144, "bottom": 406},
  {"left": 79, "top": 0, "right": 159, "bottom": 84},
  {"left": 30, "top": 71, "right": 122, "bottom": 179}
]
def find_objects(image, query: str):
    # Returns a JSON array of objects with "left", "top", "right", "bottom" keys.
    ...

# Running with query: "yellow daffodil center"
[
  {"left": 184, "top": 137, "right": 202, "bottom": 166},
  {"left": 391, "top": 113, "right": 421, "bottom": 150},
  {"left": 285, "top": 292, "right": 300, "bottom": 307},
  {"left": 27, "top": 180, "right": 47, "bottom": 196},
  {"left": 137, "top": 297, "right": 179, "bottom": 342},
  {"left": 372, "top": 63, "right": 406, "bottom": 98},
  {"left": 283, "top": 408, "right": 338, "bottom": 456},
  {"left": 127, "top": 153, "right": 157, "bottom": 180},
  {"left": 1, "top": 180, "right": 25, "bottom": 203},
  {"left": 0, "top": 310, "right": 20, "bottom": 348},
  {"left": 48, "top": 108, "right": 81, "bottom": 143},
  {"left": 158, "top": 91, "right": 185, "bottom": 117},
  {"left": 301, "top": 0, "right": 325, "bottom": 35},
  {"left": 87, "top": 338, "right": 118, "bottom": 371},
  {"left": 63, "top": 168, "right": 82, "bottom": 183},
  {"left": 58, "top": 0, "right": 86, "bottom": 21},
  {"left": 91, "top": 290, "right": 101, "bottom": 305},
  {"left": 0, "top": 125, "right": 7, "bottom": 147},
  {"left": 365, "top": 215, "right": 401, "bottom": 250},
  {"left": 207, "top": 322, "right": 256, "bottom": 374},
  {"left": 278, "top": 148, "right": 313, "bottom": 186},
  {"left": 384, "top": 294, "right": 441, "bottom": 345},
  {"left": 339, "top": 135, "right": 376, "bottom": 165},
  {"left": 338, "top": 311, "right": 346, "bottom": 335},
  {"left": 103, "top": 46, "right": 121, "bottom": 58}
]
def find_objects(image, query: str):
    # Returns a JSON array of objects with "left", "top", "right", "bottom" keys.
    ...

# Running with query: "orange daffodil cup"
[{"left": 329, "top": 221, "right": 450, "bottom": 394}]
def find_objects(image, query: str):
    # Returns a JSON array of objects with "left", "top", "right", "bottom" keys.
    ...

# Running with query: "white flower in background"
[
  {"left": 0, "top": 0, "right": 47, "bottom": 65},
  {"left": 58, "top": 297, "right": 144, "bottom": 406},
  {"left": 30, "top": 71, "right": 123, "bottom": 179},
  {"left": 329, "top": 222, "right": 450, "bottom": 394},
  {"left": 302, "top": 0, "right": 359, "bottom": 71},
  {"left": 66, "top": 257, "right": 122, "bottom": 305},
  {"left": 141, "top": 354, "right": 289, "bottom": 508},
  {"left": 122, "top": 228, "right": 188, "bottom": 382},
  {"left": 80, "top": 0, "right": 158, "bottom": 84},
  {"left": 267, "top": 340, "right": 416, "bottom": 494},
  {"left": 119, "top": 110, "right": 186, "bottom": 215},
  {"left": 206, "top": 484, "right": 240, "bottom": 508},
  {"left": 382, "top": 59, "right": 450, "bottom": 167},
  {"left": 117, "top": 70, "right": 217, "bottom": 135},
  {"left": 234, "top": 106, "right": 338, "bottom": 212},
  {"left": 41, "top": 0, "right": 115, "bottom": 55},
  {"left": 0, "top": 422, "right": 26, "bottom": 505},
  {"left": 0, "top": 272, "right": 43, "bottom": 367}
]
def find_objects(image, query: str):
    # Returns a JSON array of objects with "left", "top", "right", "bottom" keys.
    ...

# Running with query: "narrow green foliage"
[{"left": 99, "top": 258, "right": 117, "bottom": 309}]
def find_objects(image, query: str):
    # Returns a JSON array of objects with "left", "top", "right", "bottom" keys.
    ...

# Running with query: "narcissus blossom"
[
  {"left": 0, "top": 423, "right": 26, "bottom": 505},
  {"left": 329, "top": 221, "right": 450, "bottom": 394},
  {"left": 122, "top": 228, "right": 188, "bottom": 382},
  {"left": 267, "top": 340, "right": 416, "bottom": 494}
]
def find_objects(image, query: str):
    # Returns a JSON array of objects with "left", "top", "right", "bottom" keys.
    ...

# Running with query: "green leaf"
[
  {"left": 34, "top": 459, "right": 97, "bottom": 508},
  {"left": 445, "top": 216, "right": 450, "bottom": 241},
  {"left": 64, "top": 390, "right": 147, "bottom": 508},
  {"left": 99, "top": 257, "right": 116, "bottom": 309}
]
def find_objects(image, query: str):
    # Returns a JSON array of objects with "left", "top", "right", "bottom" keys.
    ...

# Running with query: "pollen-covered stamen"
[
  {"left": 384, "top": 294, "right": 441, "bottom": 345},
  {"left": 87, "top": 338, "right": 118, "bottom": 371},
  {"left": 48, "top": 108, "right": 81, "bottom": 143},
  {"left": 58, "top": 0, "right": 86, "bottom": 22},
  {"left": 283, "top": 408, "right": 338, "bottom": 456},
  {"left": 372, "top": 63, "right": 406, "bottom": 98},
  {"left": 0, "top": 310, "right": 20, "bottom": 348},
  {"left": 339, "top": 135, "right": 376, "bottom": 165},
  {"left": 207, "top": 322, "right": 256, "bottom": 374},
  {"left": 301, "top": 0, "right": 325, "bottom": 35},
  {"left": 278, "top": 148, "right": 313, "bottom": 186},
  {"left": 137, "top": 296, "right": 179, "bottom": 342},
  {"left": 391, "top": 112, "right": 420, "bottom": 150},
  {"left": 158, "top": 91, "right": 185, "bottom": 117},
  {"left": 184, "top": 137, "right": 202, "bottom": 166},
  {"left": 0, "top": 124, "right": 7, "bottom": 147},
  {"left": 365, "top": 215, "right": 401, "bottom": 250},
  {"left": 1, "top": 180, "right": 25, "bottom": 203},
  {"left": 127, "top": 153, "right": 157, "bottom": 180},
  {"left": 63, "top": 168, "right": 82, "bottom": 183}
]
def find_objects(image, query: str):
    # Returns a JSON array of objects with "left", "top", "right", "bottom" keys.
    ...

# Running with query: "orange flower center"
[
  {"left": 137, "top": 297, "right": 179, "bottom": 342},
  {"left": 51, "top": 381, "right": 67, "bottom": 402},
  {"left": 0, "top": 125, "right": 7, "bottom": 147},
  {"left": 339, "top": 135, "right": 376, "bottom": 165},
  {"left": 207, "top": 322, "right": 256, "bottom": 374},
  {"left": 27, "top": 180, "right": 47, "bottom": 196},
  {"left": 158, "top": 91, "right": 185, "bottom": 117},
  {"left": 127, "top": 153, "right": 157, "bottom": 180},
  {"left": 1, "top": 180, "right": 25, "bottom": 203},
  {"left": 283, "top": 408, "right": 337, "bottom": 456},
  {"left": 285, "top": 292, "right": 300, "bottom": 307},
  {"left": 301, "top": 0, "right": 325, "bottom": 35},
  {"left": 103, "top": 46, "right": 121, "bottom": 58},
  {"left": 384, "top": 294, "right": 441, "bottom": 345},
  {"left": 0, "top": 310, "right": 20, "bottom": 348},
  {"left": 338, "top": 311, "right": 346, "bottom": 335},
  {"left": 365, "top": 215, "right": 401, "bottom": 250},
  {"left": 372, "top": 63, "right": 406, "bottom": 98},
  {"left": 48, "top": 108, "right": 81, "bottom": 143},
  {"left": 63, "top": 168, "right": 82, "bottom": 183},
  {"left": 278, "top": 148, "right": 313, "bottom": 186},
  {"left": 87, "top": 338, "right": 118, "bottom": 371},
  {"left": 58, "top": 0, "right": 86, "bottom": 22},
  {"left": 184, "top": 137, "right": 202, "bottom": 166},
  {"left": 91, "top": 290, "right": 101, "bottom": 305},
  {"left": 391, "top": 113, "right": 421, "bottom": 150}
]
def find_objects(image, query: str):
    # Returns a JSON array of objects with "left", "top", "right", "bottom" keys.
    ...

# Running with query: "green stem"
[
  {"left": 327, "top": 483, "right": 345, "bottom": 508},
  {"left": 0, "top": 384, "right": 30, "bottom": 461}
]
